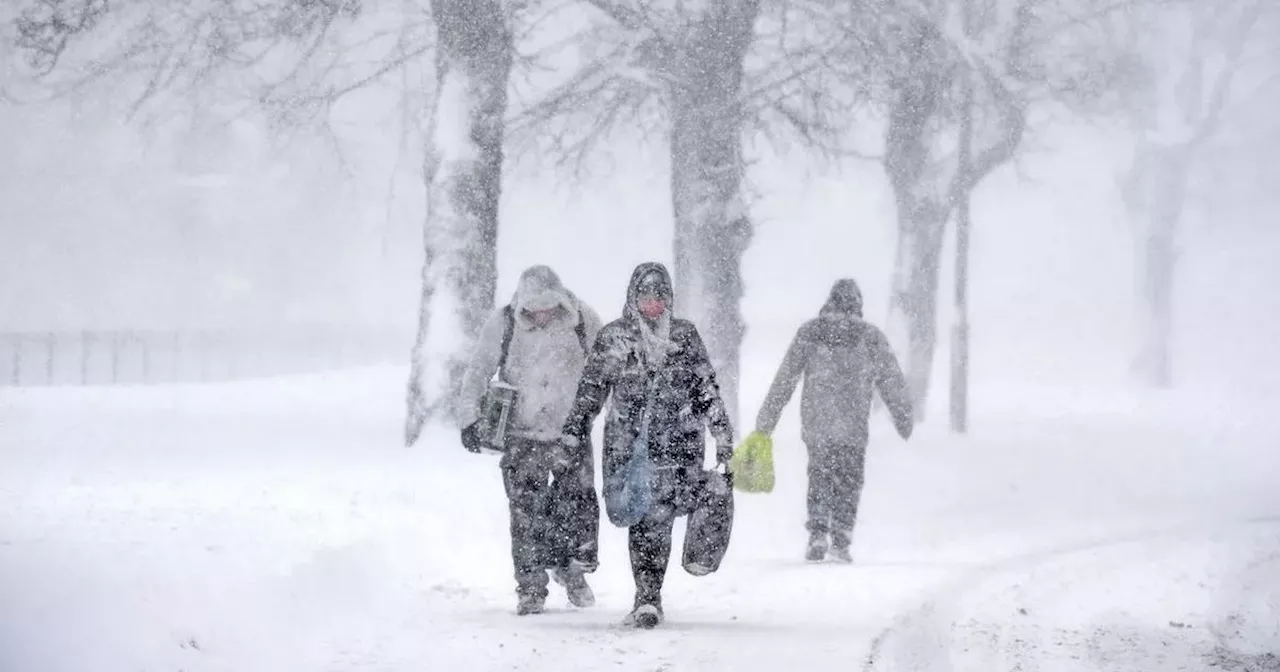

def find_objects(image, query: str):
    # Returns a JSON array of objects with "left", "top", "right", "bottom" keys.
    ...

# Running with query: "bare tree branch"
[
  {"left": 1189, "top": 0, "right": 1267, "bottom": 145},
  {"left": 13, "top": 0, "right": 109, "bottom": 75},
  {"left": 951, "top": 65, "right": 1028, "bottom": 199},
  {"left": 581, "top": 0, "right": 645, "bottom": 30},
  {"left": 8, "top": 0, "right": 431, "bottom": 130}
]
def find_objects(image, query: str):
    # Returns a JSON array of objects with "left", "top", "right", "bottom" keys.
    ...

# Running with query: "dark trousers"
[
  {"left": 627, "top": 466, "right": 701, "bottom": 608},
  {"left": 805, "top": 442, "right": 867, "bottom": 549},
  {"left": 500, "top": 437, "right": 600, "bottom": 598}
]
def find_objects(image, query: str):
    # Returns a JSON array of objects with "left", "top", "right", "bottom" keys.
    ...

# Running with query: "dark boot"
[
  {"left": 625, "top": 595, "right": 664, "bottom": 628},
  {"left": 516, "top": 592, "right": 545, "bottom": 615},
  {"left": 627, "top": 604, "right": 663, "bottom": 628},
  {"left": 806, "top": 533, "right": 828, "bottom": 562},
  {"left": 552, "top": 566, "right": 595, "bottom": 608}
]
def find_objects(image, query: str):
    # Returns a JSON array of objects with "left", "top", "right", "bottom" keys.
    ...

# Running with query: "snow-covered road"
[{"left": 2, "top": 367, "right": 1277, "bottom": 671}]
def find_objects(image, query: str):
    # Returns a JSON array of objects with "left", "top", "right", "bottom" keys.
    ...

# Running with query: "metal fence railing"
[{"left": 0, "top": 327, "right": 412, "bottom": 387}]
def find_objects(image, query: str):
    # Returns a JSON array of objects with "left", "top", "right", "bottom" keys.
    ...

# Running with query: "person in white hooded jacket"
[{"left": 456, "top": 265, "right": 604, "bottom": 616}]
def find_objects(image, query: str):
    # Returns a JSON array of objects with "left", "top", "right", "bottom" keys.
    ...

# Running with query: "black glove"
[
  {"left": 556, "top": 415, "right": 590, "bottom": 462},
  {"left": 552, "top": 432, "right": 583, "bottom": 475},
  {"left": 550, "top": 443, "right": 572, "bottom": 476},
  {"left": 892, "top": 412, "right": 913, "bottom": 441},
  {"left": 460, "top": 423, "right": 482, "bottom": 453}
]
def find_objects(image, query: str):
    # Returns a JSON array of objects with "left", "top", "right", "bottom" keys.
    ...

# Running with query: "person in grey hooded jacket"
[
  {"left": 456, "top": 265, "right": 604, "bottom": 615},
  {"left": 560, "top": 261, "right": 734, "bottom": 628},
  {"left": 753, "top": 279, "right": 913, "bottom": 563}
]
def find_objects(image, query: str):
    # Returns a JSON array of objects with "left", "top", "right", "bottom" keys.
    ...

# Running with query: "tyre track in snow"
[{"left": 862, "top": 515, "right": 1280, "bottom": 672}]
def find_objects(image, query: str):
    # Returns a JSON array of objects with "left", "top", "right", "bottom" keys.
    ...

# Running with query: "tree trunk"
[
  {"left": 950, "top": 73, "right": 976, "bottom": 434},
  {"left": 878, "top": 15, "right": 1026, "bottom": 422},
  {"left": 881, "top": 22, "right": 949, "bottom": 421},
  {"left": 1123, "top": 0, "right": 1261, "bottom": 389},
  {"left": 885, "top": 197, "right": 949, "bottom": 419},
  {"left": 1133, "top": 144, "right": 1191, "bottom": 388},
  {"left": 405, "top": 0, "right": 512, "bottom": 446},
  {"left": 667, "top": 0, "right": 761, "bottom": 435}
]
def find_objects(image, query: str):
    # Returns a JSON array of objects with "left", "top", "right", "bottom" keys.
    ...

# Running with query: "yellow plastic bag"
[{"left": 729, "top": 431, "right": 775, "bottom": 493}]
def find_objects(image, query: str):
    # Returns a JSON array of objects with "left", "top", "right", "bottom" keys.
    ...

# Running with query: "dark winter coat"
[
  {"left": 755, "top": 279, "right": 913, "bottom": 447},
  {"left": 562, "top": 262, "right": 734, "bottom": 472}
]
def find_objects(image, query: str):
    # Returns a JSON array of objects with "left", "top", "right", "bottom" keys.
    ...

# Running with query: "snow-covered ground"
[{"left": 2, "top": 364, "right": 1278, "bottom": 672}]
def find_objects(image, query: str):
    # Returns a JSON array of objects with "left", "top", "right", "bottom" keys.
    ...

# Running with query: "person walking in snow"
[
  {"left": 559, "top": 262, "right": 735, "bottom": 629},
  {"left": 456, "top": 264, "right": 603, "bottom": 616},
  {"left": 750, "top": 279, "right": 913, "bottom": 563}
]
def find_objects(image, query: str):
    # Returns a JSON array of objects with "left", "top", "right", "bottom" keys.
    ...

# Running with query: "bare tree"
[
  {"left": 876, "top": 2, "right": 1030, "bottom": 419},
  {"left": 403, "top": 0, "right": 515, "bottom": 446},
  {"left": 1122, "top": 0, "right": 1269, "bottom": 388},
  {"left": 833, "top": 0, "right": 1137, "bottom": 420}
]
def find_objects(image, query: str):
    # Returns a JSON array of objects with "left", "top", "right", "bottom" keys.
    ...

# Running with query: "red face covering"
[
  {"left": 525, "top": 307, "right": 560, "bottom": 327},
  {"left": 637, "top": 297, "right": 666, "bottom": 319}
]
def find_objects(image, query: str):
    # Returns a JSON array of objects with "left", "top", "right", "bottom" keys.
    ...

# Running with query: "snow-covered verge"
[
  {"left": 866, "top": 520, "right": 1280, "bottom": 672},
  {"left": 1, "top": 364, "right": 1277, "bottom": 671}
]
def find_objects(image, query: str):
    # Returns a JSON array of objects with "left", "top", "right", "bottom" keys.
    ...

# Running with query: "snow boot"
[
  {"left": 828, "top": 545, "right": 853, "bottom": 564},
  {"left": 516, "top": 592, "right": 545, "bottom": 616},
  {"left": 625, "top": 603, "right": 663, "bottom": 629},
  {"left": 552, "top": 566, "right": 596, "bottom": 608},
  {"left": 806, "top": 535, "right": 828, "bottom": 562}
]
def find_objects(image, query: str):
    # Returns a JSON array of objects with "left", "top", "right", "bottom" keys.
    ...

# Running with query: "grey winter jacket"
[
  {"left": 755, "top": 279, "right": 913, "bottom": 447},
  {"left": 562, "top": 262, "right": 734, "bottom": 471},
  {"left": 457, "top": 265, "right": 603, "bottom": 442}
]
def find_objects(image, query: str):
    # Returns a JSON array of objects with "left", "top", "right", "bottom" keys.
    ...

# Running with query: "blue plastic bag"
[
  {"left": 603, "top": 378, "right": 659, "bottom": 528},
  {"left": 603, "top": 437, "right": 656, "bottom": 527}
]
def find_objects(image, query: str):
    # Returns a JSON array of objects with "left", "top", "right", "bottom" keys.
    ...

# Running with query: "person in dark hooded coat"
[
  {"left": 559, "top": 262, "right": 734, "bottom": 628},
  {"left": 752, "top": 279, "right": 913, "bottom": 563}
]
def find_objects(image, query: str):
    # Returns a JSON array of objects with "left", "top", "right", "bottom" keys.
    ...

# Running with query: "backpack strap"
[
  {"left": 495, "top": 305, "right": 515, "bottom": 382},
  {"left": 563, "top": 291, "right": 591, "bottom": 355},
  {"left": 575, "top": 312, "right": 589, "bottom": 355}
]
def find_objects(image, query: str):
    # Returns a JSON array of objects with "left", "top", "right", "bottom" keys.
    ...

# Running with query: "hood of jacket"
[
  {"left": 511, "top": 265, "right": 578, "bottom": 325},
  {"left": 819, "top": 278, "right": 863, "bottom": 319},
  {"left": 622, "top": 261, "right": 677, "bottom": 368},
  {"left": 622, "top": 261, "right": 674, "bottom": 317}
]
